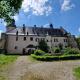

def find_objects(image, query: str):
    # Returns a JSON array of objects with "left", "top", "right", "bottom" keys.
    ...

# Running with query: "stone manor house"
[{"left": 0, "top": 20, "right": 78, "bottom": 54}]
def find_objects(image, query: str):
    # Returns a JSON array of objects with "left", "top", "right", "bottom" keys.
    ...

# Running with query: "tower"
[{"left": 6, "top": 19, "right": 16, "bottom": 32}]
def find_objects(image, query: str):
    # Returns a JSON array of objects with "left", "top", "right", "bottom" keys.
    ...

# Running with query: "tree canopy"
[
  {"left": 38, "top": 40, "right": 49, "bottom": 53},
  {"left": 76, "top": 37, "right": 80, "bottom": 49},
  {"left": 0, "top": 0, "right": 23, "bottom": 25}
]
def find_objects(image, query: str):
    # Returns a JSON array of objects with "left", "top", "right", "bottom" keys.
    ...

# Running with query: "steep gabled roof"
[{"left": 6, "top": 26, "right": 68, "bottom": 37}]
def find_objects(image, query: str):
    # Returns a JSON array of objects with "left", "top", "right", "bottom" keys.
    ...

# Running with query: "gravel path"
[{"left": 7, "top": 56, "right": 80, "bottom": 80}]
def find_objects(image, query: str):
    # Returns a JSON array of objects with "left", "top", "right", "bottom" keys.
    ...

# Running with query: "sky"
[{"left": 0, "top": 0, "right": 80, "bottom": 37}]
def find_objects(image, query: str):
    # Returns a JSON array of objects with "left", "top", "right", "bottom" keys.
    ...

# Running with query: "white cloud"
[
  {"left": 44, "top": 23, "right": 49, "bottom": 27},
  {"left": 22, "top": 0, "right": 52, "bottom": 16},
  {"left": 78, "top": 27, "right": 80, "bottom": 32},
  {"left": 3, "top": 22, "right": 7, "bottom": 26},
  {"left": 61, "top": 0, "right": 75, "bottom": 11},
  {"left": 13, "top": 15, "right": 19, "bottom": 21}
]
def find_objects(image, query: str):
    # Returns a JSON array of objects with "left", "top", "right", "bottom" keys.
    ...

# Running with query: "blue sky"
[{"left": 0, "top": 0, "right": 80, "bottom": 37}]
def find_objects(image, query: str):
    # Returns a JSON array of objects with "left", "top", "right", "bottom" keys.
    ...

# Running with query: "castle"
[{"left": 0, "top": 20, "right": 78, "bottom": 54}]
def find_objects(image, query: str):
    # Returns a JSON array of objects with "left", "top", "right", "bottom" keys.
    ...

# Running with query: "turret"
[{"left": 6, "top": 19, "right": 16, "bottom": 32}]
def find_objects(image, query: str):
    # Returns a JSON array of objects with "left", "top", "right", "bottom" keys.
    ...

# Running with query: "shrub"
[
  {"left": 66, "top": 48, "right": 80, "bottom": 55},
  {"left": 31, "top": 54, "right": 80, "bottom": 61},
  {"left": 44, "top": 53, "right": 52, "bottom": 56},
  {"left": 34, "top": 50, "right": 45, "bottom": 56},
  {"left": 52, "top": 47, "right": 60, "bottom": 53},
  {"left": 38, "top": 40, "right": 49, "bottom": 53}
]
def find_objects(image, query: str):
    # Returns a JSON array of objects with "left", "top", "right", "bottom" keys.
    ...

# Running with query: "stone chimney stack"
[
  {"left": 23, "top": 24, "right": 26, "bottom": 34},
  {"left": 50, "top": 23, "right": 53, "bottom": 29}
]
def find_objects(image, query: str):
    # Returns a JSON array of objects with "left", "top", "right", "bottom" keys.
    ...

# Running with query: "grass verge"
[
  {"left": 73, "top": 67, "right": 80, "bottom": 80},
  {"left": 0, "top": 54, "right": 18, "bottom": 67},
  {"left": 0, "top": 54, "right": 18, "bottom": 80}
]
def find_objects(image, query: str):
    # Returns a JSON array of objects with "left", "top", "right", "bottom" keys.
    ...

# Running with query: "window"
[
  {"left": 30, "top": 37, "right": 33, "bottom": 41},
  {"left": 64, "top": 39, "right": 67, "bottom": 42},
  {"left": 54, "top": 38, "right": 58, "bottom": 42},
  {"left": 47, "top": 40, "right": 48, "bottom": 42},
  {"left": 35, "top": 38, "right": 39, "bottom": 42},
  {"left": 16, "top": 37, "right": 18, "bottom": 41},
  {"left": 14, "top": 46, "right": 18, "bottom": 49},
  {"left": 24, "top": 37, "right": 26, "bottom": 41}
]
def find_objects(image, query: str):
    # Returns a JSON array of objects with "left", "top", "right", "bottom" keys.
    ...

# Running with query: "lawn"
[
  {"left": 0, "top": 54, "right": 18, "bottom": 80},
  {"left": 0, "top": 54, "right": 18, "bottom": 67},
  {"left": 74, "top": 67, "right": 80, "bottom": 80}
]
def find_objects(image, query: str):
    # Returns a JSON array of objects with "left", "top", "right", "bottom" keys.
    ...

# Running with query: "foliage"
[
  {"left": 65, "top": 48, "right": 80, "bottom": 55},
  {"left": 58, "top": 43, "right": 63, "bottom": 50},
  {"left": 76, "top": 37, "right": 80, "bottom": 49},
  {"left": 0, "top": 54, "right": 18, "bottom": 67},
  {"left": 74, "top": 67, "right": 80, "bottom": 80},
  {"left": 31, "top": 54, "right": 80, "bottom": 61},
  {"left": 34, "top": 50, "right": 45, "bottom": 56},
  {"left": 38, "top": 40, "right": 49, "bottom": 53},
  {"left": 0, "top": 0, "right": 23, "bottom": 24},
  {"left": 44, "top": 53, "right": 52, "bottom": 56},
  {"left": 52, "top": 47, "right": 60, "bottom": 53}
]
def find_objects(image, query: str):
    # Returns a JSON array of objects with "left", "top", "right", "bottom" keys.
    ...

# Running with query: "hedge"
[
  {"left": 34, "top": 50, "right": 45, "bottom": 56},
  {"left": 31, "top": 54, "right": 80, "bottom": 61}
]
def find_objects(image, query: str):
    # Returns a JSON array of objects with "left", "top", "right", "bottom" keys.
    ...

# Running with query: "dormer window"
[
  {"left": 27, "top": 32, "right": 29, "bottom": 35},
  {"left": 24, "top": 37, "right": 26, "bottom": 41},
  {"left": 16, "top": 37, "right": 18, "bottom": 41},
  {"left": 30, "top": 37, "right": 33, "bottom": 41}
]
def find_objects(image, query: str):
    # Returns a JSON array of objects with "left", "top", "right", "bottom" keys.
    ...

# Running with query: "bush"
[
  {"left": 44, "top": 53, "right": 52, "bottom": 56},
  {"left": 52, "top": 47, "right": 60, "bottom": 53},
  {"left": 38, "top": 40, "right": 49, "bottom": 53},
  {"left": 34, "top": 50, "right": 45, "bottom": 56},
  {"left": 31, "top": 54, "right": 80, "bottom": 61},
  {"left": 66, "top": 48, "right": 80, "bottom": 55}
]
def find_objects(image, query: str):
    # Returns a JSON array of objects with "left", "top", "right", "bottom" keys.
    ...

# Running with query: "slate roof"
[{"left": 6, "top": 26, "right": 68, "bottom": 37}]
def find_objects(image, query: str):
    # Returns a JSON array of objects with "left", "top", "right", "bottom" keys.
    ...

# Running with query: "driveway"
[{"left": 6, "top": 56, "right": 80, "bottom": 80}]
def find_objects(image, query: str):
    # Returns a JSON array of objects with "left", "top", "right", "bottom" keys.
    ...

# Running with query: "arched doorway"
[{"left": 25, "top": 44, "right": 36, "bottom": 55}]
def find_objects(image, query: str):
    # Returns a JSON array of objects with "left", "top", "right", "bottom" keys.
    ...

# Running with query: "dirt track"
[{"left": 6, "top": 56, "right": 80, "bottom": 80}]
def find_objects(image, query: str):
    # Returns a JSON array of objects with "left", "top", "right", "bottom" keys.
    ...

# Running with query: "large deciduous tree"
[{"left": 0, "top": 0, "right": 23, "bottom": 25}]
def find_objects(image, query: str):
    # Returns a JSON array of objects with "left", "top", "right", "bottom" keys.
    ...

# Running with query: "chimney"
[
  {"left": 23, "top": 24, "right": 26, "bottom": 34},
  {"left": 50, "top": 23, "right": 53, "bottom": 29},
  {"left": 34, "top": 25, "right": 36, "bottom": 27}
]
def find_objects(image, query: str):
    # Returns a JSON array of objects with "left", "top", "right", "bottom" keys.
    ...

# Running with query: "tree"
[
  {"left": 76, "top": 37, "right": 80, "bottom": 49},
  {"left": 38, "top": 40, "right": 49, "bottom": 53},
  {"left": 0, "top": 0, "right": 23, "bottom": 25}
]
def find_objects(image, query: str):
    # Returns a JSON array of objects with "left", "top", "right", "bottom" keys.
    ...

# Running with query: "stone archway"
[{"left": 25, "top": 44, "right": 36, "bottom": 55}]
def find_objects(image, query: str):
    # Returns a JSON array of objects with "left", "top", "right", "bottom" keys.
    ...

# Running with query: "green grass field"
[
  {"left": 0, "top": 54, "right": 18, "bottom": 80},
  {"left": 0, "top": 54, "right": 18, "bottom": 67},
  {"left": 74, "top": 67, "right": 80, "bottom": 80}
]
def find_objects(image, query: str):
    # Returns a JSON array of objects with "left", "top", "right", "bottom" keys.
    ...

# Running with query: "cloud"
[
  {"left": 3, "top": 22, "right": 7, "bottom": 26},
  {"left": 22, "top": 0, "right": 52, "bottom": 16},
  {"left": 13, "top": 15, "right": 19, "bottom": 21},
  {"left": 78, "top": 27, "right": 80, "bottom": 32},
  {"left": 61, "top": 0, "right": 75, "bottom": 11},
  {"left": 44, "top": 23, "right": 49, "bottom": 27}
]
